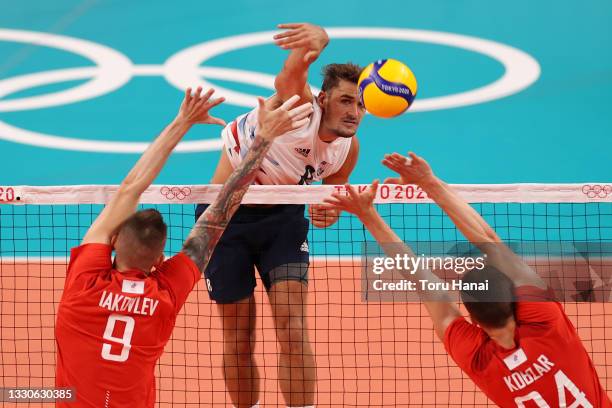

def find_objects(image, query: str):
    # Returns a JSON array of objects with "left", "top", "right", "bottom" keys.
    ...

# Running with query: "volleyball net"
[{"left": 1, "top": 183, "right": 611, "bottom": 406}]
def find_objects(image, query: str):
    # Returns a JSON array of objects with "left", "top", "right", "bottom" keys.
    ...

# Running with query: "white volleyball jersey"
[{"left": 221, "top": 101, "right": 352, "bottom": 185}]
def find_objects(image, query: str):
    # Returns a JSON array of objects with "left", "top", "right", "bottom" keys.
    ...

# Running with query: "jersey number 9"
[{"left": 101, "top": 314, "right": 135, "bottom": 362}]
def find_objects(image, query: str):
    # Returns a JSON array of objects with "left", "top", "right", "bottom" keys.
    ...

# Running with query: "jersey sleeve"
[
  {"left": 443, "top": 316, "right": 487, "bottom": 372},
  {"left": 155, "top": 252, "right": 201, "bottom": 313},
  {"left": 65, "top": 243, "right": 112, "bottom": 292}
]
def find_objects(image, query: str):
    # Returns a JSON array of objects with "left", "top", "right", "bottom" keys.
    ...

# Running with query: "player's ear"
[
  {"left": 149, "top": 253, "right": 165, "bottom": 274},
  {"left": 316, "top": 91, "right": 326, "bottom": 108},
  {"left": 156, "top": 253, "right": 165, "bottom": 268},
  {"left": 109, "top": 234, "right": 118, "bottom": 249}
]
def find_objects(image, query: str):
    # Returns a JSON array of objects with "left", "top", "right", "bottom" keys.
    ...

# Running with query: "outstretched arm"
[
  {"left": 323, "top": 182, "right": 461, "bottom": 341},
  {"left": 273, "top": 22, "right": 329, "bottom": 105},
  {"left": 383, "top": 152, "right": 546, "bottom": 289},
  {"left": 82, "top": 88, "right": 225, "bottom": 245},
  {"left": 182, "top": 95, "right": 313, "bottom": 273}
]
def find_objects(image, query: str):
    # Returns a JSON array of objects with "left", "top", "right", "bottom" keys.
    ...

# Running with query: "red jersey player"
[
  {"left": 323, "top": 152, "right": 611, "bottom": 408},
  {"left": 54, "top": 90, "right": 312, "bottom": 407}
]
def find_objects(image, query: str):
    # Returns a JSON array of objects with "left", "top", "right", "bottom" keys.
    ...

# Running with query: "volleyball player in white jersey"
[{"left": 195, "top": 23, "right": 365, "bottom": 408}]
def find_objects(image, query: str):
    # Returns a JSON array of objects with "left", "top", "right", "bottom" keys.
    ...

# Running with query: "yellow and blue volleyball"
[{"left": 358, "top": 59, "right": 418, "bottom": 118}]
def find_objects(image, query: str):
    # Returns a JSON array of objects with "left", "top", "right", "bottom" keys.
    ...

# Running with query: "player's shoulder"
[
  {"left": 70, "top": 242, "right": 112, "bottom": 260},
  {"left": 515, "top": 285, "right": 556, "bottom": 301},
  {"left": 159, "top": 252, "right": 198, "bottom": 270},
  {"left": 67, "top": 243, "right": 112, "bottom": 276},
  {"left": 152, "top": 252, "right": 200, "bottom": 287},
  {"left": 444, "top": 316, "right": 485, "bottom": 343},
  {"left": 515, "top": 285, "right": 565, "bottom": 322},
  {"left": 443, "top": 316, "right": 495, "bottom": 372},
  {"left": 514, "top": 285, "right": 581, "bottom": 344}
]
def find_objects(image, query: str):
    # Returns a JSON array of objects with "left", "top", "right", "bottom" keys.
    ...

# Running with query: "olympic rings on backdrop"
[{"left": 0, "top": 28, "right": 541, "bottom": 153}]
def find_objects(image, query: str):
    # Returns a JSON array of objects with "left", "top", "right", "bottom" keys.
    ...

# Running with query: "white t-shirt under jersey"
[{"left": 221, "top": 100, "right": 352, "bottom": 185}]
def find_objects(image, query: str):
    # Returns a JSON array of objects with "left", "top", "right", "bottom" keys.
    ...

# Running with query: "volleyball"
[{"left": 358, "top": 58, "right": 418, "bottom": 118}]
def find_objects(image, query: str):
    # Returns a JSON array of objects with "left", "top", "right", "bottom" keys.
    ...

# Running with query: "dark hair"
[
  {"left": 119, "top": 209, "right": 167, "bottom": 253},
  {"left": 460, "top": 265, "right": 516, "bottom": 328},
  {"left": 321, "top": 63, "right": 363, "bottom": 92}
]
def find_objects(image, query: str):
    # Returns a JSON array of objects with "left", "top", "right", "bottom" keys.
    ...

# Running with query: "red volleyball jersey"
[
  {"left": 55, "top": 243, "right": 200, "bottom": 407},
  {"left": 444, "top": 285, "right": 611, "bottom": 407}
]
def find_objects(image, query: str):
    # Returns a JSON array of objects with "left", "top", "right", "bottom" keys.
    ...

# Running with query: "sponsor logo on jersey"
[
  {"left": 294, "top": 147, "right": 311, "bottom": 158},
  {"left": 122, "top": 280, "right": 145, "bottom": 295},
  {"left": 300, "top": 241, "right": 309, "bottom": 253},
  {"left": 503, "top": 347, "right": 528, "bottom": 370},
  {"left": 316, "top": 161, "right": 330, "bottom": 177},
  {"left": 206, "top": 278, "right": 213, "bottom": 292}
]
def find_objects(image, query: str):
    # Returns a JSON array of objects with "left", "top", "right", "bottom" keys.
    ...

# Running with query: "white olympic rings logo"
[{"left": 0, "top": 27, "right": 541, "bottom": 153}]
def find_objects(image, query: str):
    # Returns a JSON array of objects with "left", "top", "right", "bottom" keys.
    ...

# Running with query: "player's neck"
[
  {"left": 490, "top": 327, "right": 517, "bottom": 350},
  {"left": 494, "top": 337, "right": 517, "bottom": 350},
  {"left": 114, "top": 258, "right": 149, "bottom": 275},
  {"left": 317, "top": 128, "right": 338, "bottom": 143}
]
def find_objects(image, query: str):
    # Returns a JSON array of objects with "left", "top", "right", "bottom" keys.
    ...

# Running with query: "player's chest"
[{"left": 265, "top": 142, "right": 340, "bottom": 185}]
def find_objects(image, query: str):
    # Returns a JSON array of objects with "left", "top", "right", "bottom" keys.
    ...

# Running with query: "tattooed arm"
[
  {"left": 182, "top": 95, "right": 313, "bottom": 272},
  {"left": 182, "top": 136, "right": 271, "bottom": 271}
]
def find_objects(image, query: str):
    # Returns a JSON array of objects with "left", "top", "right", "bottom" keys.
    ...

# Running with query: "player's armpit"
[
  {"left": 210, "top": 148, "right": 234, "bottom": 184},
  {"left": 424, "top": 300, "right": 462, "bottom": 342},
  {"left": 323, "top": 136, "right": 360, "bottom": 185}
]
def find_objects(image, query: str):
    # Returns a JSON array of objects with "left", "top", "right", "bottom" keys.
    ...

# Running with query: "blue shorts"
[{"left": 194, "top": 204, "right": 310, "bottom": 303}]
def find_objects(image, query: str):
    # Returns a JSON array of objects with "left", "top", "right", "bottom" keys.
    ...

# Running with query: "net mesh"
[{"left": 1, "top": 184, "right": 611, "bottom": 407}]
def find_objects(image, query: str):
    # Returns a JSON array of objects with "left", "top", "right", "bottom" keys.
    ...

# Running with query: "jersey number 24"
[{"left": 515, "top": 370, "right": 592, "bottom": 408}]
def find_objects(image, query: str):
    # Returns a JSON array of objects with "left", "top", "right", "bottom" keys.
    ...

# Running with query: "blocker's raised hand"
[
  {"left": 256, "top": 94, "right": 313, "bottom": 139},
  {"left": 382, "top": 152, "right": 435, "bottom": 186},
  {"left": 322, "top": 181, "right": 380, "bottom": 220},
  {"left": 177, "top": 87, "right": 226, "bottom": 126}
]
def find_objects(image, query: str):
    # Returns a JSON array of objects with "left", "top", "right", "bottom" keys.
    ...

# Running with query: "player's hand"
[
  {"left": 177, "top": 87, "right": 226, "bottom": 126},
  {"left": 256, "top": 94, "right": 313, "bottom": 140},
  {"left": 308, "top": 204, "right": 340, "bottom": 228},
  {"left": 382, "top": 152, "right": 436, "bottom": 187},
  {"left": 274, "top": 23, "right": 329, "bottom": 63},
  {"left": 323, "top": 181, "right": 379, "bottom": 220}
]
